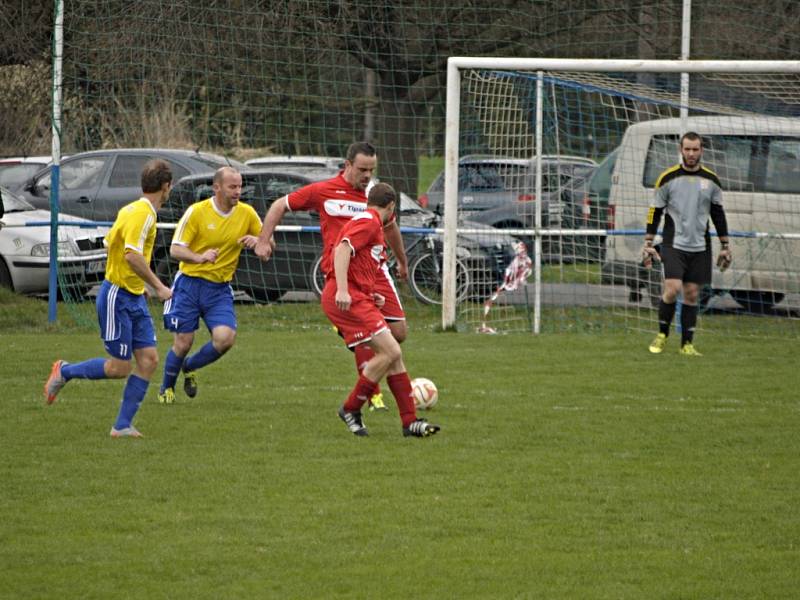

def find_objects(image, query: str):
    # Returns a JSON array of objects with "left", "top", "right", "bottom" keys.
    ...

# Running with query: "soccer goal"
[{"left": 441, "top": 58, "right": 800, "bottom": 338}]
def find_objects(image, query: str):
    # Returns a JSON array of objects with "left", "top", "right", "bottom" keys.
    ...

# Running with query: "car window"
[
  {"left": 459, "top": 164, "right": 507, "bottom": 192},
  {"left": 247, "top": 174, "right": 310, "bottom": 214},
  {"left": 0, "top": 163, "right": 45, "bottom": 188},
  {"left": 109, "top": 155, "right": 190, "bottom": 188},
  {"left": 109, "top": 155, "right": 149, "bottom": 188},
  {"left": 37, "top": 156, "right": 107, "bottom": 192},
  {"left": 589, "top": 150, "right": 618, "bottom": 198},
  {"left": 644, "top": 134, "right": 755, "bottom": 192},
  {"left": 0, "top": 186, "right": 34, "bottom": 211},
  {"left": 764, "top": 138, "right": 800, "bottom": 193}
]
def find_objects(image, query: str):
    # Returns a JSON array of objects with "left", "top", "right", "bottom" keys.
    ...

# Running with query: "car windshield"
[
  {"left": 589, "top": 149, "right": 618, "bottom": 196},
  {"left": 0, "top": 163, "right": 46, "bottom": 189},
  {"left": 400, "top": 193, "right": 428, "bottom": 213},
  {"left": 1, "top": 186, "right": 35, "bottom": 211}
]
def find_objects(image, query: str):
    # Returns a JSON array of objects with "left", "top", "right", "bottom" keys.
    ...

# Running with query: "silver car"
[
  {"left": 20, "top": 148, "right": 247, "bottom": 222},
  {"left": 0, "top": 186, "right": 107, "bottom": 296},
  {"left": 419, "top": 154, "right": 597, "bottom": 214}
]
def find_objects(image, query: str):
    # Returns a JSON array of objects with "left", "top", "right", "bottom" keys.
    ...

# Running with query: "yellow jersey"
[
  {"left": 172, "top": 197, "right": 261, "bottom": 283},
  {"left": 103, "top": 197, "right": 158, "bottom": 295}
]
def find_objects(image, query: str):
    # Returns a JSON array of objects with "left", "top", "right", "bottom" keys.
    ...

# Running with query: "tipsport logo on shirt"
[{"left": 323, "top": 199, "right": 367, "bottom": 217}]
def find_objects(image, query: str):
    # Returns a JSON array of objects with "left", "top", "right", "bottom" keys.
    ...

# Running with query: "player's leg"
[
  {"left": 159, "top": 332, "right": 194, "bottom": 404},
  {"left": 367, "top": 266, "right": 407, "bottom": 410},
  {"left": 679, "top": 250, "right": 710, "bottom": 356},
  {"left": 44, "top": 281, "right": 129, "bottom": 404},
  {"left": 111, "top": 347, "right": 157, "bottom": 438},
  {"left": 322, "top": 285, "right": 387, "bottom": 436},
  {"left": 111, "top": 298, "right": 159, "bottom": 437},
  {"left": 181, "top": 282, "right": 237, "bottom": 398},
  {"left": 383, "top": 345, "right": 440, "bottom": 438},
  {"left": 649, "top": 247, "right": 683, "bottom": 353},
  {"left": 679, "top": 281, "right": 701, "bottom": 354},
  {"left": 161, "top": 275, "right": 201, "bottom": 400}
]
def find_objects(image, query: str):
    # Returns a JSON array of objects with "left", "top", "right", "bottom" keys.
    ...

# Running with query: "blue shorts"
[
  {"left": 162, "top": 273, "right": 237, "bottom": 334},
  {"left": 96, "top": 280, "right": 157, "bottom": 360}
]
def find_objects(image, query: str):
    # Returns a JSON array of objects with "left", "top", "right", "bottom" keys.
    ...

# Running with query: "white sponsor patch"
[{"left": 323, "top": 199, "right": 366, "bottom": 217}]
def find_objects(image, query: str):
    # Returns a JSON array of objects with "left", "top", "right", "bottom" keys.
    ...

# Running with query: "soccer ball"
[{"left": 411, "top": 377, "right": 438, "bottom": 410}]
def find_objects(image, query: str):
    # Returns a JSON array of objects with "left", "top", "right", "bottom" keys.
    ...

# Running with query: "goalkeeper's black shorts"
[{"left": 660, "top": 246, "right": 711, "bottom": 285}]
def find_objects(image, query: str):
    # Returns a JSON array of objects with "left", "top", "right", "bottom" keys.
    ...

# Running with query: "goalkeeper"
[{"left": 642, "top": 131, "right": 732, "bottom": 356}]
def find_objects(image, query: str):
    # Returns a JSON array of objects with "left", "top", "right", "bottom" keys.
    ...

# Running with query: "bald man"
[{"left": 158, "top": 167, "right": 264, "bottom": 404}]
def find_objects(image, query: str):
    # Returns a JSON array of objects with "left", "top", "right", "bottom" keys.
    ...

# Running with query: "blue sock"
[
  {"left": 160, "top": 350, "right": 185, "bottom": 393},
  {"left": 62, "top": 358, "right": 107, "bottom": 381},
  {"left": 183, "top": 341, "right": 222, "bottom": 373},
  {"left": 113, "top": 374, "right": 149, "bottom": 430}
]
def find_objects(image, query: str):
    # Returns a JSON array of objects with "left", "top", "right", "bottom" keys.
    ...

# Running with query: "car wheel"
[
  {"left": 0, "top": 258, "right": 13, "bottom": 291},
  {"left": 247, "top": 287, "right": 284, "bottom": 303}
]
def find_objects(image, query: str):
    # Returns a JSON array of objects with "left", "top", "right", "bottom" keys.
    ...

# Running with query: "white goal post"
[{"left": 442, "top": 58, "right": 800, "bottom": 332}]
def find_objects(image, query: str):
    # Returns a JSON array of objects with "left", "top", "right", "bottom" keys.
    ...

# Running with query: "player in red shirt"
[
  {"left": 322, "top": 182, "right": 440, "bottom": 438},
  {"left": 254, "top": 142, "right": 408, "bottom": 410}
]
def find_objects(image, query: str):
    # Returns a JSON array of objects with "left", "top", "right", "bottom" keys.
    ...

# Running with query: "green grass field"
[{"left": 1, "top": 292, "right": 799, "bottom": 598}]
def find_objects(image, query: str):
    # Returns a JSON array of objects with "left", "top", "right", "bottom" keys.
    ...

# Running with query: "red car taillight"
[
  {"left": 607, "top": 204, "right": 616, "bottom": 230},
  {"left": 517, "top": 194, "right": 536, "bottom": 202}
]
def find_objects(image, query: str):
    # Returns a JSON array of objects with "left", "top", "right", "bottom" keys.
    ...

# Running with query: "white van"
[{"left": 602, "top": 115, "right": 800, "bottom": 310}]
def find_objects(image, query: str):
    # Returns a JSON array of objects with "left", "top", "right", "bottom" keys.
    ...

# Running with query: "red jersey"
[
  {"left": 286, "top": 171, "right": 366, "bottom": 275},
  {"left": 334, "top": 208, "right": 385, "bottom": 296},
  {"left": 286, "top": 172, "right": 393, "bottom": 274}
]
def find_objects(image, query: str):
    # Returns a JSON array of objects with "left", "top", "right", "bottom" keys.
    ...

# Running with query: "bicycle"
[{"left": 311, "top": 230, "right": 472, "bottom": 305}]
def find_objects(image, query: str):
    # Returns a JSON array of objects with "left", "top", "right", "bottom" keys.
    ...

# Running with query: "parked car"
[
  {"left": 555, "top": 148, "right": 619, "bottom": 262},
  {"left": 0, "top": 185, "right": 107, "bottom": 297},
  {"left": 602, "top": 116, "right": 800, "bottom": 310},
  {"left": 155, "top": 169, "right": 518, "bottom": 303},
  {"left": 244, "top": 155, "right": 345, "bottom": 173},
  {"left": 0, "top": 156, "right": 54, "bottom": 192},
  {"left": 20, "top": 148, "right": 247, "bottom": 222},
  {"left": 427, "top": 155, "right": 597, "bottom": 260},
  {"left": 418, "top": 154, "right": 597, "bottom": 214}
]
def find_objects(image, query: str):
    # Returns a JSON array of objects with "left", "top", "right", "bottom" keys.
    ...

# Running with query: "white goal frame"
[{"left": 442, "top": 57, "right": 800, "bottom": 332}]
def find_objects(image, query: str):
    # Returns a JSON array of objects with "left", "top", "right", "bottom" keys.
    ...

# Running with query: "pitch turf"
[{"left": 1, "top": 300, "right": 799, "bottom": 598}]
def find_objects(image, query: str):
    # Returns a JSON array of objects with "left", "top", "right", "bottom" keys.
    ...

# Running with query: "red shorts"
[
  {"left": 374, "top": 263, "right": 405, "bottom": 321},
  {"left": 321, "top": 281, "right": 390, "bottom": 348},
  {"left": 324, "top": 263, "right": 405, "bottom": 321}
]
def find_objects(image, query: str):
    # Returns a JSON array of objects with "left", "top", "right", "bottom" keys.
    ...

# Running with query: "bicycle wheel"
[
  {"left": 408, "top": 252, "right": 470, "bottom": 305},
  {"left": 310, "top": 253, "right": 326, "bottom": 297}
]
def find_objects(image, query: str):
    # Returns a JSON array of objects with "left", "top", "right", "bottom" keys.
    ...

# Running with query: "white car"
[
  {"left": 0, "top": 185, "right": 107, "bottom": 296},
  {"left": 244, "top": 155, "right": 345, "bottom": 174},
  {"left": 0, "top": 156, "right": 54, "bottom": 192}
]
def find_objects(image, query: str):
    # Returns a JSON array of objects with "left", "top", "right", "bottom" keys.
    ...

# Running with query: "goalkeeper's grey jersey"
[{"left": 652, "top": 164, "right": 723, "bottom": 252}]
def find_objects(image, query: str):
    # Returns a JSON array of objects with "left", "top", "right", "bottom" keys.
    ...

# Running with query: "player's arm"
[
  {"left": 125, "top": 251, "right": 172, "bottom": 300},
  {"left": 254, "top": 196, "right": 288, "bottom": 260},
  {"left": 642, "top": 180, "right": 668, "bottom": 268},
  {"left": 170, "top": 243, "right": 218, "bottom": 264},
  {"left": 642, "top": 205, "right": 664, "bottom": 268},
  {"left": 383, "top": 220, "right": 408, "bottom": 280},
  {"left": 122, "top": 210, "right": 172, "bottom": 300},
  {"left": 333, "top": 240, "right": 353, "bottom": 311},
  {"left": 710, "top": 196, "right": 732, "bottom": 271}
]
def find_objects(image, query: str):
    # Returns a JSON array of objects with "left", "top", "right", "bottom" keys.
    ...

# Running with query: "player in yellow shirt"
[
  {"left": 44, "top": 159, "right": 174, "bottom": 437},
  {"left": 158, "top": 166, "right": 266, "bottom": 403}
]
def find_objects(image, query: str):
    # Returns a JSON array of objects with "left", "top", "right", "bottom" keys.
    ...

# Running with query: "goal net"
[{"left": 442, "top": 59, "right": 800, "bottom": 338}]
